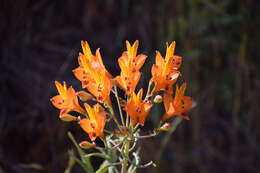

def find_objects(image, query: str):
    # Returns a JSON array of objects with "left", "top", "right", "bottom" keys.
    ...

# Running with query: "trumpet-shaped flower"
[
  {"left": 151, "top": 42, "right": 182, "bottom": 94},
  {"left": 115, "top": 40, "right": 147, "bottom": 95},
  {"left": 73, "top": 41, "right": 113, "bottom": 104},
  {"left": 79, "top": 103, "right": 106, "bottom": 141},
  {"left": 125, "top": 89, "right": 152, "bottom": 126},
  {"left": 50, "top": 81, "right": 85, "bottom": 120},
  {"left": 162, "top": 83, "right": 193, "bottom": 121}
]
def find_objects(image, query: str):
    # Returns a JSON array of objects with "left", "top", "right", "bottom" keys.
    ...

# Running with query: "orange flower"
[
  {"left": 50, "top": 81, "right": 85, "bottom": 120},
  {"left": 79, "top": 103, "right": 106, "bottom": 141},
  {"left": 125, "top": 89, "right": 152, "bottom": 126},
  {"left": 162, "top": 83, "right": 193, "bottom": 121},
  {"left": 73, "top": 41, "right": 113, "bottom": 104},
  {"left": 151, "top": 42, "right": 181, "bottom": 94},
  {"left": 77, "top": 41, "right": 112, "bottom": 79},
  {"left": 115, "top": 40, "right": 147, "bottom": 95}
]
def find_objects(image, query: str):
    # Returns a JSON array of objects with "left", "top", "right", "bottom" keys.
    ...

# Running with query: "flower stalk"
[{"left": 114, "top": 85, "right": 125, "bottom": 126}]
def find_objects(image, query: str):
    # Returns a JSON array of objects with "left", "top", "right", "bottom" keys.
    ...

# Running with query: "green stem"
[
  {"left": 134, "top": 130, "right": 158, "bottom": 139},
  {"left": 114, "top": 86, "right": 125, "bottom": 126},
  {"left": 107, "top": 105, "right": 122, "bottom": 130},
  {"left": 145, "top": 81, "right": 153, "bottom": 100},
  {"left": 157, "top": 117, "right": 183, "bottom": 161},
  {"left": 133, "top": 124, "right": 140, "bottom": 133},
  {"left": 126, "top": 95, "right": 131, "bottom": 128},
  {"left": 126, "top": 113, "right": 130, "bottom": 128},
  {"left": 121, "top": 140, "right": 130, "bottom": 173}
]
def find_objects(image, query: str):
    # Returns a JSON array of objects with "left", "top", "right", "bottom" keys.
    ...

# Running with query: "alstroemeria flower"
[
  {"left": 79, "top": 103, "right": 106, "bottom": 141},
  {"left": 151, "top": 42, "right": 182, "bottom": 94},
  {"left": 73, "top": 41, "right": 113, "bottom": 104},
  {"left": 50, "top": 81, "right": 85, "bottom": 120},
  {"left": 162, "top": 83, "right": 193, "bottom": 121},
  {"left": 76, "top": 41, "right": 112, "bottom": 80},
  {"left": 115, "top": 40, "right": 147, "bottom": 95},
  {"left": 125, "top": 89, "right": 152, "bottom": 126}
]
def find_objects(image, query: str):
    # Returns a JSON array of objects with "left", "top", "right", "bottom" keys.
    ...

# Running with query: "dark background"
[{"left": 1, "top": 0, "right": 260, "bottom": 172}]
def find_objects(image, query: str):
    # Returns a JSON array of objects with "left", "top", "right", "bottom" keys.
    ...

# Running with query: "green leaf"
[
  {"left": 95, "top": 162, "right": 121, "bottom": 173},
  {"left": 67, "top": 132, "right": 94, "bottom": 173},
  {"left": 84, "top": 153, "right": 111, "bottom": 161},
  {"left": 67, "top": 132, "right": 86, "bottom": 159},
  {"left": 68, "top": 151, "right": 92, "bottom": 173},
  {"left": 64, "top": 150, "right": 76, "bottom": 173}
]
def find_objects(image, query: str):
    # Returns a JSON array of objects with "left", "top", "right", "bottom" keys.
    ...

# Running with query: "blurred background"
[{"left": 1, "top": 0, "right": 260, "bottom": 172}]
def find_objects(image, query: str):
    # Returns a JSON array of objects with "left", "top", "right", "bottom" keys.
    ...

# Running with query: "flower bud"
[
  {"left": 159, "top": 122, "right": 171, "bottom": 131},
  {"left": 79, "top": 141, "right": 96, "bottom": 149},
  {"left": 76, "top": 91, "right": 94, "bottom": 101},
  {"left": 119, "top": 98, "right": 127, "bottom": 107},
  {"left": 153, "top": 95, "right": 163, "bottom": 103},
  {"left": 59, "top": 113, "right": 77, "bottom": 122}
]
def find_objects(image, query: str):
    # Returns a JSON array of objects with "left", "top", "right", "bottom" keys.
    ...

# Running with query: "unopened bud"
[
  {"left": 59, "top": 113, "right": 78, "bottom": 122},
  {"left": 159, "top": 122, "right": 171, "bottom": 131},
  {"left": 79, "top": 141, "right": 96, "bottom": 149},
  {"left": 77, "top": 91, "right": 94, "bottom": 101},
  {"left": 153, "top": 95, "right": 163, "bottom": 103},
  {"left": 119, "top": 99, "right": 127, "bottom": 106}
]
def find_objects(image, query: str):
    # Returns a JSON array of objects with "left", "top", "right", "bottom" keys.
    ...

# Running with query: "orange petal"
[
  {"left": 162, "top": 93, "right": 175, "bottom": 121},
  {"left": 163, "top": 93, "right": 172, "bottom": 111},
  {"left": 67, "top": 87, "right": 84, "bottom": 113},
  {"left": 50, "top": 95, "right": 66, "bottom": 109},
  {"left": 97, "top": 111, "right": 106, "bottom": 135},
  {"left": 180, "top": 96, "right": 193, "bottom": 112},
  {"left": 115, "top": 76, "right": 127, "bottom": 91},
  {"left": 151, "top": 64, "right": 159, "bottom": 77},
  {"left": 165, "top": 84, "right": 173, "bottom": 94},
  {"left": 134, "top": 54, "right": 147, "bottom": 71},
  {"left": 155, "top": 51, "right": 164, "bottom": 67},
  {"left": 118, "top": 53, "right": 129, "bottom": 76},
  {"left": 80, "top": 118, "right": 97, "bottom": 141},
  {"left": 73, "top": 67, "right": 88, "bottom": 84},
  {"left": 86, "top": 82, "right": 99, "bottom": 99},
  {"left": 126, "top": 41, "right": 132, "bottom": 55},
  {"left": 178, "top": 83, "right": 187, "bottom": 97},
  {"left": 125, "top": 99, "right": 138, "bottom": 125},
  {"left": 81, "top": 41, "right": 92, "bottom": 58},
  {"left": 55, "top": 81, "right": 66, "bottom": 96},
  {"left": 165, "top": 41, "right": 176, "bottom": 63},
  {"left": 128, "top": 71, "right": 141, "bottom": 95},
  {"left": 95, "top": 49, "right": 112, "bottom": 78},
  {"left": 139, "top": 101, "right": 152, "bottom": 126},
  {"left": 136, "top": 89, "right": 143, "bottom": 103},
  {"left": 132, "top": 40, "right": 139, "bottom": 58},
  {"left": 84, "top": 103, "right": 96, "bottom": 120}
]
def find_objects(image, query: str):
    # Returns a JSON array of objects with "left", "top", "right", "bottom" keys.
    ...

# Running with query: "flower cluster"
[
  {"left": 51, "top": 40, "right": 193, "bottom": 141},
  {"left": 50, "top": 40, "right": 193, "bottom": 172}
]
